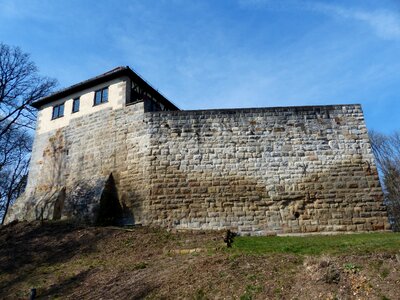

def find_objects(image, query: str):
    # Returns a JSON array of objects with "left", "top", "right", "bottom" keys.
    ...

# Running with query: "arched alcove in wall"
[
  {"left": 96, "top": 173, "right": 123, "bottom": 226},
  {"left": 53, "top": 187, "right": 66, "bottom": 220}
]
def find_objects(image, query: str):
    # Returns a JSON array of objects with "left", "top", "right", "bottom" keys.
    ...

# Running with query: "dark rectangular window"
[
  {"left": 102, "top": 88, "right": 108, "bottom": 102},
  {"left": 52, "top": 103, "right": 65, "bottom": 120},
  {"left": 94, "top": 87, "right": 108, "bottom": 106},
  {"left": 95, "top": 90, "right": 102, "bottom": 105},
  {"left": 72, "top": 97, "right": 80, "bottom": 113}
]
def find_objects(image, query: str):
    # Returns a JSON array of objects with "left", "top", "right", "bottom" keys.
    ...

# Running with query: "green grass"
[{"left": 231, "top": 232, "right": 400, "bottom": 255}]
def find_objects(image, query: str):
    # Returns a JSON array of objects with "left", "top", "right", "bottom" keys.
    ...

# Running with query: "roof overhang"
[{"left": 31, "top": 66, "right": 179, "bottom": 110}]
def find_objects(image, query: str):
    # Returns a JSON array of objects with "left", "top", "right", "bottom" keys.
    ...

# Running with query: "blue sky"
[{"left": 0, "top": 0, "right": 399, "bottom": 133}]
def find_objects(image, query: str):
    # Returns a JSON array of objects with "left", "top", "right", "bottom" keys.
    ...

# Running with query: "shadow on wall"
[
  {"left": 33, "top": 187, "right": 66, "bottom": 221},
  {"left": 61, "top": 173, "right": 135, "bottom": 226},
  {"left": 147, "top": 156, "right": 388, "bottom": 233},
  {"left": 96, "top": 174, "right": 122, "bottom": 226},
  {"left": 6, "top": 129, "right": 138, "bottom": 226},
  {"left": 53, "top": 187, "right": 66, "bottom": 220},
  {"left": 39, "top": 129, "right": 67, "bottom": 191},
  {"left": 96, "top": 173, "right": 134, "bottom": 226}
]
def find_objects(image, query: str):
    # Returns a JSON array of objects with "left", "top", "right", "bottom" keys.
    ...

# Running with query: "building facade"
[{"left": 5, "top": 67, "right": 390, "bottom": 234}]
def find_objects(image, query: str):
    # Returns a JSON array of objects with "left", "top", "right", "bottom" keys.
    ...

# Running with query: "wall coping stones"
[{"left": 146, "top": 104, "right": 362, "bottom": 117}]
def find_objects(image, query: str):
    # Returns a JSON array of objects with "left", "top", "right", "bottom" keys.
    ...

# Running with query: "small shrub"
[
  {"left": 134, "top": 262, "right": 148, "bottom": 270},
  {"left": 323, "top": 265, "right": 340, "bottom": 284},
  {"left": 240, "top": 284, "right": 262, "bottom": 300},
  {"left": 380, "top": 268, "right": 390, "bottom": 278},
  {"left": 224, "top": 230, "right": 237, "bottom": 248},
  {"left": 247, "top": 274, "right": 257, "bottom": 281},
  {"left": 344, "top": 263, "right": 361, "bottom": 273},
  {"left": 193, "top": 289, "right": 207, "bottom": 300},
  {"left": 240, "top": 293, "right": 252, "bottom": 300}
]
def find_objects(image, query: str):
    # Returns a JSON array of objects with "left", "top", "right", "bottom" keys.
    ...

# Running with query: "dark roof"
[{"left": 31, "top": 66, "right": 179, "bottom": 110}]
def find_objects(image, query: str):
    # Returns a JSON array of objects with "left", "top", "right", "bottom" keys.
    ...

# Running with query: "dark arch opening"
[
  {"left": 53, "top": 187, "right": 66, "bottom": 220},
  {"left": 120, "top": 201, "right": 135, "bottom": 226},
  {"left": 294, "top": 211, "right": 300, "bottom": 219},
  {"left": 96, "top": 174, "right": 123, "bottom": 226}
]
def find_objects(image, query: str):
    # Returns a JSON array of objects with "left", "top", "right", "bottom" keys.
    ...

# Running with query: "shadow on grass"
[
  {"left": 0, "top": 221, "right": 106, "bottom": 296},
  {"left": 39, "top": 266, "right": 159, "bottom": 299},
  {"left": 38, "top": 269, "right": 92, "bottom": 298}
]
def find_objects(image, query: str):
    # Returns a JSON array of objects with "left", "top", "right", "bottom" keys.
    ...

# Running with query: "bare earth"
[{"left": 0, "top": 221, "right": 399, "bottom": 299}]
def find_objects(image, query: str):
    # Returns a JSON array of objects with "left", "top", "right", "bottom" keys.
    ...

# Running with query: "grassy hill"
[{"left": 0, "top": 221, "right": 399, "bottom": 299}]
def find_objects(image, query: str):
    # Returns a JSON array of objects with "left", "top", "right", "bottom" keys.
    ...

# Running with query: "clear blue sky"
[{"left": 0, "top": 0, "right": 399, "bottom": 133}]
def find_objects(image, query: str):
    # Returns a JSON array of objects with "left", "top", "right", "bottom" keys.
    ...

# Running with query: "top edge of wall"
[{"left": 146, "top": 104, "right": 361, "bottom": 115}]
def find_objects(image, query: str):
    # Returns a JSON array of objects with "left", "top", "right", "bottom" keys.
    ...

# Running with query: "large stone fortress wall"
[
  {"left": 145, "top": 105, "right": 388, "bottom": 234},
  {"left": 6, "top": 99, "right": 389, "bottom": 234}
]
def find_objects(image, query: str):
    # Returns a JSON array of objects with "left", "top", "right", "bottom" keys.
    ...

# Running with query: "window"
[
  {"left": 52, "top": 103, "right": 65, "bottom": 120},
  {"left": 94, "top": 87, "right": 108, "bottom": 106},
  {"left": 72, "top": 97, "right": 80, "bottom": 113}
]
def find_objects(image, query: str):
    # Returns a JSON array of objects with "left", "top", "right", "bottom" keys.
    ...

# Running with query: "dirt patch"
[{"left": 0, "top": 221, "right": 399, "bottom": 299}]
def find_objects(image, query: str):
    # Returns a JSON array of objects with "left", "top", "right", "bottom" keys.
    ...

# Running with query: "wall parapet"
[{"left": 146, "top": 104, "right": 362, "bottom": 117}]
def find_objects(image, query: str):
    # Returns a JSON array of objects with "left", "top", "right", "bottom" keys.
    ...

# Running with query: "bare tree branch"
[
  {"left": 0, "top": 121, "right": 32, "bottom": 223},
  {"left": 0, "top": 42, "right": 57, "bottom": 138},
  {"left": 0, "top": 42, "right": 57, "bottom": 223},
  {"left": 370, "top": 130, "right": 400, "bottom": 231}
]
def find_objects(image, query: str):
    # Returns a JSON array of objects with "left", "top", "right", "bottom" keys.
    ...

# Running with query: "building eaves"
[{"left": 31, "top": 66, "right": 179, "bottom": 110}]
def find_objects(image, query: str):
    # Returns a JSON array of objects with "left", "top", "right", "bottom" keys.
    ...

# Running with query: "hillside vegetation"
[{"left": 0, "top": 221, "right": 399, "bottom": 299}]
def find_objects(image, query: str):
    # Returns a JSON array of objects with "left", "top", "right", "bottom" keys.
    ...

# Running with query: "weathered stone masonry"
[
  {"left": 6, "top": 100, "right": 389, "bottom": 234},
  {"left": 145, "top": 104, "right": 388, "bottom": 234}
]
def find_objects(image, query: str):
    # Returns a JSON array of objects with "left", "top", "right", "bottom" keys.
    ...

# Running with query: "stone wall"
[
  {"left": 5, "top": 102, "right": 390, "bottom": 234},
  {"left": 144, "top": 105, "right": 389, "bottom": 234},
  {"left": 6, "top": 103, "right": 148, "bottom": 224}
]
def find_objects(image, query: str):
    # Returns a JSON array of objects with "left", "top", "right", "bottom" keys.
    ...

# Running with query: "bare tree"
[
  {"left": 370, "top": 130, "right": 400, "bottom": 231},
  {"left": 0, "top": 122, "right": 31, "bottom": 223},
  {"left": 0, "top": 42, "right": 57, "bottom": 223},
  {"left": 0, "top": 42, "right": 57, "bottom": 137}
]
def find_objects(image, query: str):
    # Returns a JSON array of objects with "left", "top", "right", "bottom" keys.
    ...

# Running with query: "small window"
[
  {"left": 52, "top": 103, "right": 65, "bottom": 120},
  {"left": 72, "top": 97, "right": 80, "bottom": 113},
  {"left": 94, "top": 87, "right": 108, "bottom": 106}
]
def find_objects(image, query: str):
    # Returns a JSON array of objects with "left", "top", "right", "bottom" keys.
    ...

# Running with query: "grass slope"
[
  {"left": 233, "top": 232, "right": 400, "bottom": 255},
  {"left": 0, "top": 221, "right": 399, "bottom": 300}
]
